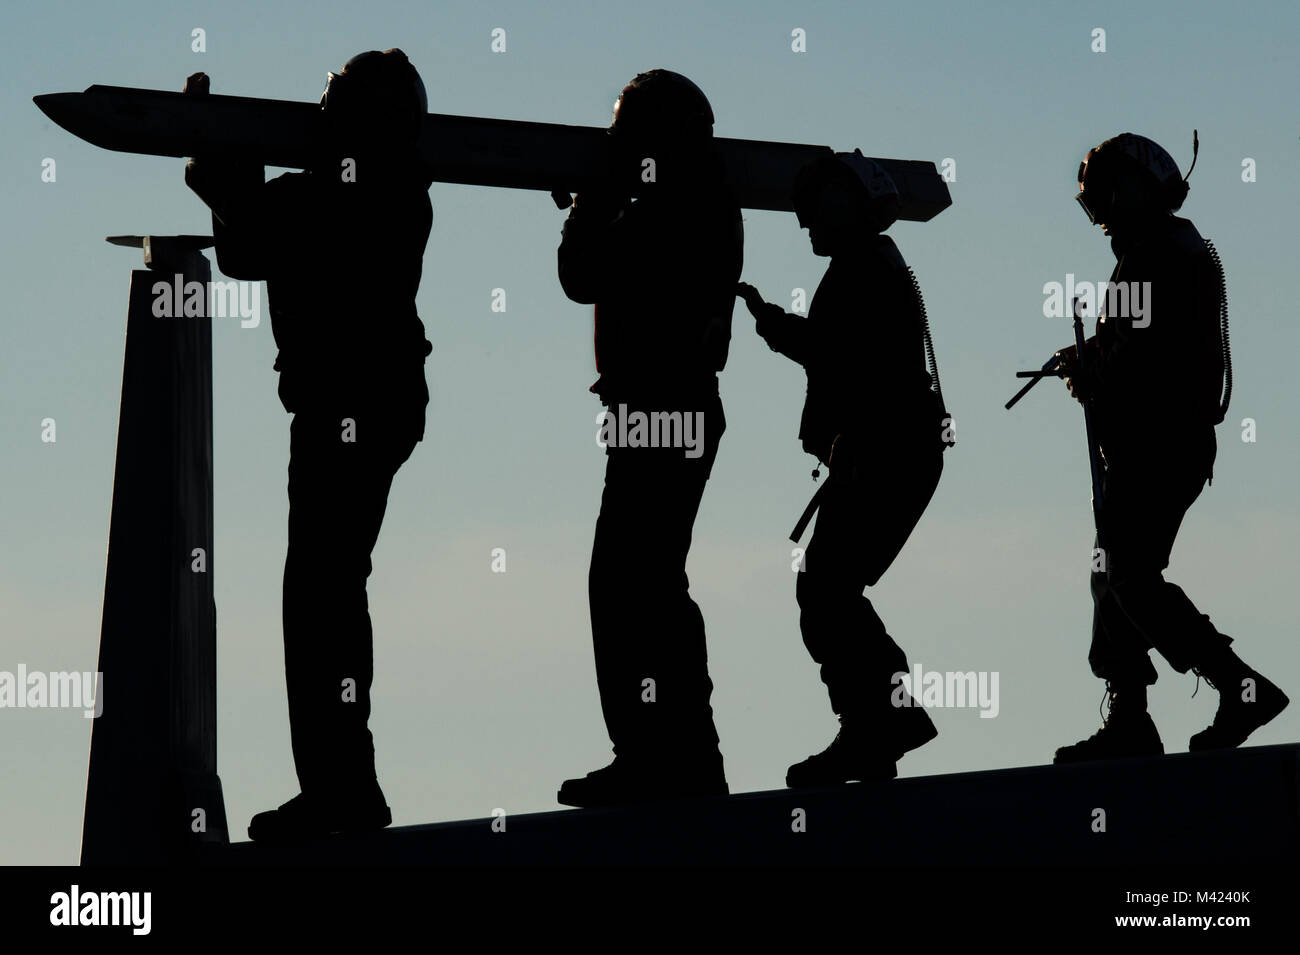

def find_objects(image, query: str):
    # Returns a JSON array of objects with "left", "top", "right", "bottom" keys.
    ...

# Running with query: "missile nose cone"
[
  {"left": 34, "top": 92, "right": 78, "bottom": 128},
  {"left": 33, "top": 89, "right": 128, "bottom": 154}
]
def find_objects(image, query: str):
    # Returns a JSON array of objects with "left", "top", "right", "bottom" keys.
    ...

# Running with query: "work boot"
[
  {"left": 248, "top": 787, "right": 391, "bottom": 844},
  {"left": 1189, "top": 651, "right": 1289, "bottom": 751},
  {"left": 557, "top": 754, "right": 728, "bottom": 808},
  {"left": 1054, "top": 683, "right": 1163, "bottom": 763},
  {"left": 786, "top": 718, "right": 898, "bottom": 787}
]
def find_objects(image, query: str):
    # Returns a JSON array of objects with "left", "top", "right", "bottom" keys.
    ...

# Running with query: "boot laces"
[
  {"left": 1098, "top": 681, "right": 1124, "bottom": 726},
  {"left": 1191, "top": 668, "right": 1219, "bottom": 699}
]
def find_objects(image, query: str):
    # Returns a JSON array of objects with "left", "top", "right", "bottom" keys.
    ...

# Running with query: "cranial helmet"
[
  {"left": 793, "top": 149, "right": 901, "bottom": 230},
  {"left": 1076, "top": 132, "right": 1193, "bottom": 225},
  {"left": 609, "top": 69, "right": 715, "bottom": 145}
]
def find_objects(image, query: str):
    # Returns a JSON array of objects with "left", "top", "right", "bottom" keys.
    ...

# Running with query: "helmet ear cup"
[
  {"left": 1165, "top": 176, "right": 1189, "bottom": 212},
  {"left": 836, "top": 150, "right": 900, "bottom": 230}
]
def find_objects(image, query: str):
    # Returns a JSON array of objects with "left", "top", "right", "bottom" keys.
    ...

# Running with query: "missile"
[{"left": 34, "top": 84, "right": 951, "bottom": 220}]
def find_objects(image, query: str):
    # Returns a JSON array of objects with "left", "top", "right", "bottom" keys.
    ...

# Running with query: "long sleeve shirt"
[
  {"left": 1092, "top": 216, "right": 1223, "bottom": 466},
  {"left": 185, "top": 157, "right": 433, "bottom": 414},
  {"left": 756, "top": 235, "right": 941, "bottom": 463},
  {"left": 558, "top": 182, "right": 743, "bottom": 406}
]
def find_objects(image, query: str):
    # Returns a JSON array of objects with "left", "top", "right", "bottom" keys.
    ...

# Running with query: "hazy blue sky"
[{"left": 3, "top": 0, "right": 1297, "bottom": 864}]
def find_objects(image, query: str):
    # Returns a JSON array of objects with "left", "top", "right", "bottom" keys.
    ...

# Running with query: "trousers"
[
  {"left": 796, "top": 445, "right": 943, "bottom": 720},
  {"left": 1088, "top": 435, "right": 1231, "bottom": 685},
  {"left": 588, "top": 394, "right": 725, "bottom": 764},
  {"left": 282, "top": 399, "right": 423, "bottom": 798}
]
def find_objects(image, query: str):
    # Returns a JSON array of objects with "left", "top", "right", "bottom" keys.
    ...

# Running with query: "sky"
[{"left": 2, "top": 0, "right": 1297, "bottom": 865}]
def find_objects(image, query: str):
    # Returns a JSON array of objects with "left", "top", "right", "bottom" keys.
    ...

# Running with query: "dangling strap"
[{"left": 789, "top": 483, "right": 828, "bottom": 544}]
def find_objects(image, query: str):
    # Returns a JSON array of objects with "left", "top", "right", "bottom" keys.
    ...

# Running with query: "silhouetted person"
[
  {"left": 182, "top": 50, "right": 433, "bottom": 839},
  {"left": 555, "top": 70, "right": 742, "bottom": 807},
  {"left": 737, "top": 152, "right": 949, "bottom": 786},
  {"left": 1053, "top": 132, "right": 1287, "bottom": 762}
]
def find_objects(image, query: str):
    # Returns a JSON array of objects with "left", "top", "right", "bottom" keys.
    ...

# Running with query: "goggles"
[{"left": 1075, "top": 156, "right": 1107, "bottom": 225}]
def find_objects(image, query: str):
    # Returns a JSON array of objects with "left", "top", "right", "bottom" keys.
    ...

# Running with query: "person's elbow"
[
  {"left": 557, "top": 250, "right": 600, "bottom": 304},
  {"left": 213, "top": 242, "right": 264, "bottom": 281}
]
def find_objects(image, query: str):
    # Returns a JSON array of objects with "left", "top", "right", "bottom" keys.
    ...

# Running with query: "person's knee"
[{"left": 797, "top": 580, "right": 846, "bottom": 636}]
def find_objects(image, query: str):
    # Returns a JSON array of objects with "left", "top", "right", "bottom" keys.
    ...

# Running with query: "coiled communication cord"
[
  {"left": 908, "top": 266, "right": 951, "bottom": 447},
  {"left": 1205, "top": 238, "right": 1232, "bottom": 423}
]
